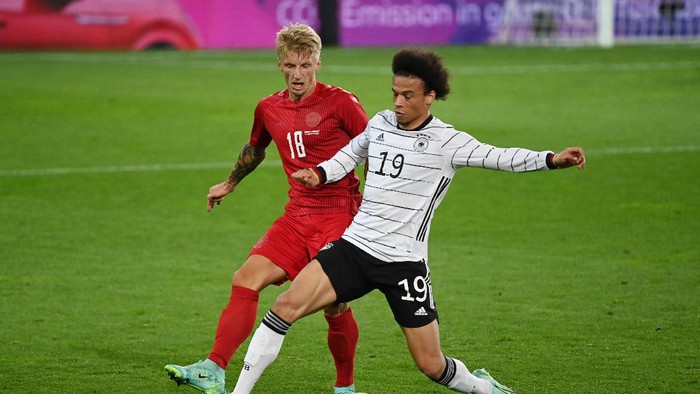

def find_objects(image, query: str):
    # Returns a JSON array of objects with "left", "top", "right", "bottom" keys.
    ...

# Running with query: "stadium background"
[
  {"left": 2, "top": 0, "right": 700, "bottom": 50},
  {"left": 1, "top": 0, "right": 698, "bottom": 393}
]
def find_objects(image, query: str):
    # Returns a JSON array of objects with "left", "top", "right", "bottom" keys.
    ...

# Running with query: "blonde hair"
[{"left": 276, "top": 23, "right": 322, "bottom": 60}]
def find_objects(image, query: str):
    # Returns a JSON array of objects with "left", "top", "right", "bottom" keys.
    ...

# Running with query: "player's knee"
[
  {"left": 272, "top": 291, "right": 306, "bottom": 324},
  {"left": 414, "top": 355, "right": 444, "bottom": 380},
  {"left": 231, "top": 262, "right": 281, "bottom": 291},
  {"left": 323, "top": 302, "right": 349, "bottom": 317},
  {"left": 231, "top": 268, "right": 255, "bottom": 288}
]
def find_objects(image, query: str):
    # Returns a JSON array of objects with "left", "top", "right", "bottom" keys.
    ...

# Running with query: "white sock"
[
  {"left": 231, "top": 318, "right": 288, "bottom": 394},
  {"left": 442, "top": 357, "right": 493, "bottom": 394}
]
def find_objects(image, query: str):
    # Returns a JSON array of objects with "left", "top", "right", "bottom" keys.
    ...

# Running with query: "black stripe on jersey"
[
  {"left": 378, "top": 111, "right": 394, "bottom": 127},
  {"left": 332, "top": 149, "right": 364, "bottom": 173},
  {"left": 377, "top": 128, "right": 441, "bottom": 142},
  {"left": 357, "top": 207, "right": 408, "bottom": 225},
  {"left": 362, "top": 198, "right": 422, "bottom": 212},
  {"left": 364, "top": 183, "right": 430, "bottom": 198},
  {"left": 352, "top": 135, "right": 369, "bottom": 154},
  {"left": 372, "top": 175, "right": 434, "bottom": 185},
  {"left": 352, "top": 219, "right": 417, "bottom": 241},
  {"left": 416, "top": 176, "right": 451, "bottom": 242},
  {"left": 367, "top": 153, "right": 443, "bottom": 173},
  {"left": 509, "top": 148, "right": 523, "bottom": 172},
  {"left": 450, "top": 137, "right": 476, "bottom": 168},
  {"left": 442, "top": 132, "right": 466, "bottom": 148},
  {"left": 369, "top": 141, "right": 441, "bottom": 159},
  {"left": 369, "top": 126, "right": 444, "bottom": 157},
  {"left": 355, "top": 209, "right": 423, "bottom": 240},
  {"left": 421, "top": 123, "right": 454, "bottom": 132},
  {"left": 482, "top": 146, "right": 495, "bottom": 169},
  {"left": 348, "top": 233, "right": 397, "bottom": 252},
  {"left": 390, "top": 231, "right": 417, "bottom": 239},
  {"left": 350, "top": 218, "right": 386, "bottom": 236},
  {"left": 465, "top": 143, "right": 480, "bottom": 167},
  {"left": 371, "top": 125, "right": 417, "bottom": 139},
  {"left": 344, "top": 233, "right": 410, "bottom": 261},
  {"left": 523, "top": 151, "right": 533, "bottom": 171}
]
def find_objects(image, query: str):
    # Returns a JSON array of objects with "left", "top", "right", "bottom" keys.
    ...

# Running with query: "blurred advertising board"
[
  {"left": 177, "top": 0, "right": 320, "bottom": 49},
  {"left": 0, "top": 0, "right": 320, "bottom": 50},
  {"left": 2, "top": 0, "right": 698, "bottom": 50},
  {"left": 339, "top": 0, "right": 506, "bottom": 46},
  {"left": 0, "top": 0, "right": 498, "bottom": 50},
  {"left": 180, "top": 0, "right": 507, "bottom": 47},
  {"left": 183, "top": 0, "right": 509, "bottom": 47}
]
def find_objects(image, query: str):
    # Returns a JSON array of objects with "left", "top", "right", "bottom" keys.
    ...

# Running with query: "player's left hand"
[
  {"left": 207, "top": 181, "right": 235, "bottom": 212},
  {"left": 553, "top": 147, "right": 586, "bottom": 171}
]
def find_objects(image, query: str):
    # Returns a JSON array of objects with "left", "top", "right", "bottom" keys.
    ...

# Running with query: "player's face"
[
  {"left": 278, "top": 51, "right": 321, "bottom": 102},
  {"left": 392, "top": 75, "right": 435, "bottom": 130}
]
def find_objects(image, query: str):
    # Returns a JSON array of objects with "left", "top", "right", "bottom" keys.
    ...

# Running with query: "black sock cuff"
[
  {"left": 262, "top": 310, "right": 292, "bottom": 335},
  {"left": 432, "top": 356, "right": 456, "bottom": 386}
]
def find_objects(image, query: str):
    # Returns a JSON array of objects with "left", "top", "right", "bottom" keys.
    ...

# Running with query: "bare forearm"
[{"left": 226, "top": 143, "right": 266, "bottom": 186}]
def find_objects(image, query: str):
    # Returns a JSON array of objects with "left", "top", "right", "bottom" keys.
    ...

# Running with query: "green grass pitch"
[{"left": 0, "top": 44, "right": 698, "bottom": 393}]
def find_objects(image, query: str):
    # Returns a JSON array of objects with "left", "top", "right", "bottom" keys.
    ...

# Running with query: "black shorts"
[{"left": 316, "top": 238, "right": 438, "bottom": 328}]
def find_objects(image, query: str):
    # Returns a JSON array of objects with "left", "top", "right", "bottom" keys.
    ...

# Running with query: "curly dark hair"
[{"left": 392, "top": 48, "right": 450, "bottom": 100}]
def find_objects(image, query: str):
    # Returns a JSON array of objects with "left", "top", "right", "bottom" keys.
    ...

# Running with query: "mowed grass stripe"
[
  {"left": 0, "top": 145, "right": 697, "bottom": 177},
  {"left": 2, "top": 52, "right": 699, "bottom": 75}
]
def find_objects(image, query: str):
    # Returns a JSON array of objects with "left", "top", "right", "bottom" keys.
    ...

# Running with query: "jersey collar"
[{"left": 398, "top": 114, "right": 434, "bottom": 131}]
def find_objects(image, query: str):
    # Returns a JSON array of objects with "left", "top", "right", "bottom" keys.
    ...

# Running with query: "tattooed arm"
[{"left": 207, "top": 143, "right": 267, "bottom": 212}]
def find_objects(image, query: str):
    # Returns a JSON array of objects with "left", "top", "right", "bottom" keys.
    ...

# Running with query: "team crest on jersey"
[
  {"left": 414, "top": 136, "right": 429, "bottom": 152},
  {"left": 306, "top": 112, "right": 321, "bottom": 128}
]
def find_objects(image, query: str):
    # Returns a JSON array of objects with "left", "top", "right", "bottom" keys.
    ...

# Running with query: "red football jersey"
[{"left": 249, "top": 82, "right": 368, "bottom": 216}]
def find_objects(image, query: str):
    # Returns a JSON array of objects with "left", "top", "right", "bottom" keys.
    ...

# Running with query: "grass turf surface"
[{"left": 0, "top": 44, "right": 698, "bottom": 393}]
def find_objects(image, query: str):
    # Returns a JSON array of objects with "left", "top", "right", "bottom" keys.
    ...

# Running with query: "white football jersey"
[{"left": 319, "top": 110, "right": 553, "bottom": 263}]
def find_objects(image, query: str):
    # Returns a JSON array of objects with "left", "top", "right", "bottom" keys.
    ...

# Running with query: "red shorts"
[{"left": 249, "top": 213, "right": 354, "bottom": 283}]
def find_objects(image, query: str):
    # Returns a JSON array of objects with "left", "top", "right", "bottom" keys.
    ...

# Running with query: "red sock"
[
  {"left": 326, "top": 308, "right": 359, "bottom": 388},
  {"left": 208, "top": 285, "right": 259, "bottom": 369}
]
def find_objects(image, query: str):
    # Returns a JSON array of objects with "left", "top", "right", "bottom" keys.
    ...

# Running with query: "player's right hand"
[
  {"left": 207, "top": 181, "right": 235, "bottom": 212},
  {"left": 291, "top": 168, "right": 320, "bottom": 189}
]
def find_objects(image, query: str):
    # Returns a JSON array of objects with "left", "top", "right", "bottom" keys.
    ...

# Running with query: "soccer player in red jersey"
[{"left": 165, "top": 23, "right": 368, "bottom": 394}]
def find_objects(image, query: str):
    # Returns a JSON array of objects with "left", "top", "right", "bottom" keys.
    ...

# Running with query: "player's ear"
[
  {"left": 425, "top": 90, "right": 436, "bottom": 105},
  {"left": 316, "top": 56, "right": 322, "bottom": 70}
]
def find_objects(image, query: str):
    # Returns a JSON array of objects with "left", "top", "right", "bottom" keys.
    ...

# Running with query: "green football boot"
[
  {"left": 164, "top": 359, "right": 227, "bottom": 394},
  {"left": 334, "top": 384, "right": 367, "bottom": 394},
  {"left": 472, "top": 369, "right": 515, "bottom": 394},
  {"left": 334, "top": 385, "right": 356, "bottom": 394}
]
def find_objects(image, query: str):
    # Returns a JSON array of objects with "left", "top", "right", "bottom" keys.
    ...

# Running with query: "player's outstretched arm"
[
  {"left": 291, "top": 168, "right": 321, "bottom": 189},
  {"left": 207, "top": 143, "right": 266, "bottom": 211},
  {"left": 552, "top": 147, "right": 586, "bottom": 171}
]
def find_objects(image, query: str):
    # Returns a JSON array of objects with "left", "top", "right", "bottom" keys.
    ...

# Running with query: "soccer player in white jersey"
[{"left": 231, "top": 48, "right": 586, "bottom": 394}]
